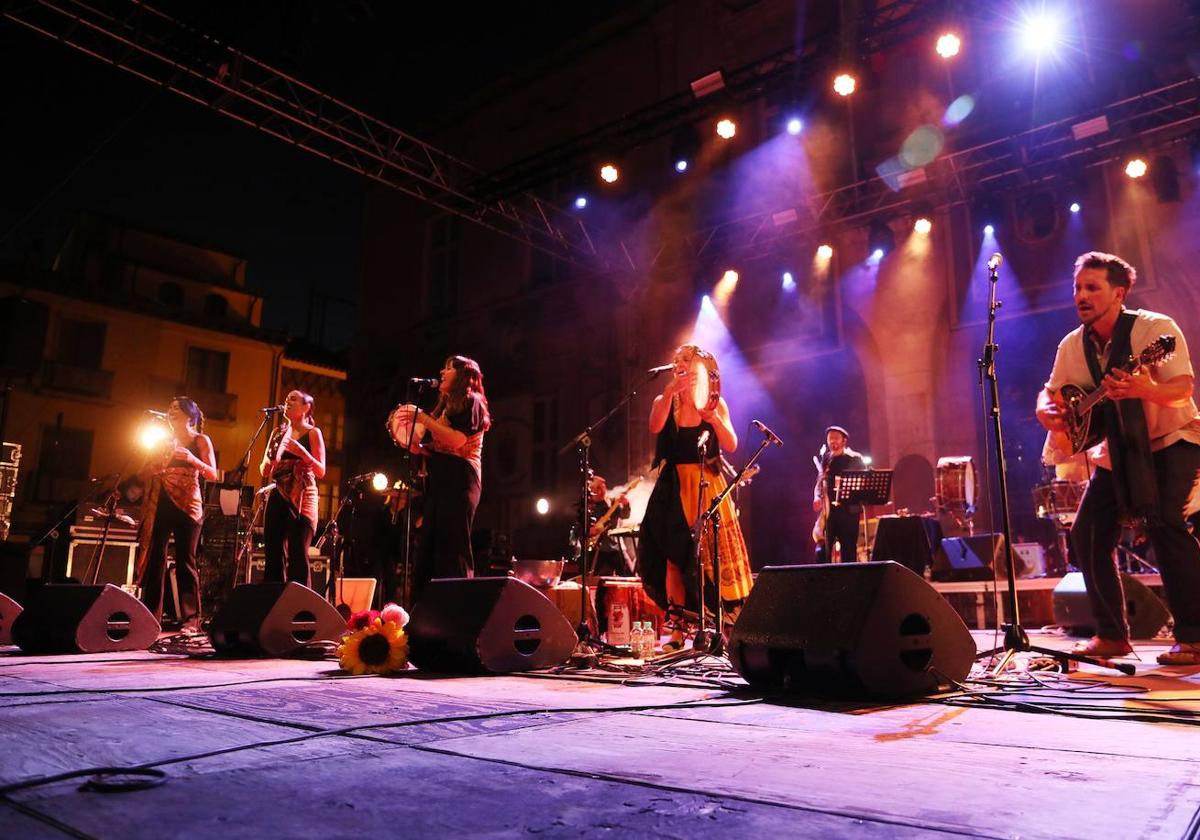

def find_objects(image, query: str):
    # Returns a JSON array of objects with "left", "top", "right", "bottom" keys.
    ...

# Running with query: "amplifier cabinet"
[{"left": 66, "top": 539, "right": 138, "bottom": 587}]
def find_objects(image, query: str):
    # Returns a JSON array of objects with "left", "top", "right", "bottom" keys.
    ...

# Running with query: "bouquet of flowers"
[{"left": 336, "top": 602, "right": 410, "bottom": 675}]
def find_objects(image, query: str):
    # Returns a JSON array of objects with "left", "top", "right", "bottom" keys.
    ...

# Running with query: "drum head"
[
  {"left": 387, "top": 405, "right": 425, "bottom": 449},
  {"left": 935, "top": 456, "right": 976, "bottom": 512},
  {"left": 689, "top": 354, "right": 720, "bottom": 412}
]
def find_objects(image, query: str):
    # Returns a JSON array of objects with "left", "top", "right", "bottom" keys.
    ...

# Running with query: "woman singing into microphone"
[
  {"left": 260, "top": 390, "right": 325, "bottom": 585},
  {"left": 638, "top": 344, "right": 753, "bottom": 651},
  {"left": 139, "top": 397, "right": 219, "bottom": 631}
]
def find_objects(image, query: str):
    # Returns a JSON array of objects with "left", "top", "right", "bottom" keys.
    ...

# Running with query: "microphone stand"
[
  {"left": 224, "top": 410, "right": 274, "bottom": 489},
  {"left": 975, "top": 258, "right": 1132, "bottom": 676},
  {"left": 560, "top": 367, "right": 664, "bottom": 654}
]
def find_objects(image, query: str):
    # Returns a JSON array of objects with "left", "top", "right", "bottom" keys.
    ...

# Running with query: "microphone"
[
  {"left": 696, "top": 429, "right": 711, "bottom": 450},
  {"left": 752, "top": 419, "right": 784, "bottom": 446},
  {"left": 987, "top": 253, "right": 1003, "bottom": 271},
  {"left": 260, "top": 405, "right": 285, "bottom": 413},
  {"left": 145, "top": 409, "right": 168, "bottom": 419},
  {"left": 410, "top": 377, "right": 440, "bottom": 388},
  {"left": 647, "top": 364, "right": 674, "bottom": 375}
]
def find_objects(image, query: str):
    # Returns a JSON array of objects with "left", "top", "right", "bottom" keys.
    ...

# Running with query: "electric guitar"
[
  {"left": 812, "top": 454, "right": 829, "bottom": 545},
  {"left": 586, "top": 477, "right": 643, "bottom": 551},
  {"left": 1043, "top": 334, "right": 1176, "bottom": 463}
]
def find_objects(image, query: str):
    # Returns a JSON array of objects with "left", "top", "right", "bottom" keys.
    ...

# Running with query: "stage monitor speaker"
[
  {"left": 1052, "top": 572, "right": 1171, "bottom": 639},
  {"left": 408, "top": 577, "right": 576, "bottom": 674},
  {"left": 932, "top": 534, "right": 1009, "bottom": 582},
  {"left": 10, "top": 584, "right": 159, "bottom": 654},
  {"left": 207, "top": 582, "right": 345, "bottom": 657},
  {"left": 0, "top": 591, "right": 23, "bottom": 645},
  {"left": 728, "top": 561, "right": 976, "bottom": 698}
]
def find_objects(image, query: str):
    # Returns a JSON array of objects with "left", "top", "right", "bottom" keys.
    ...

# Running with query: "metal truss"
[{"left": 2, "top": 0, "right": 626, "bottom": 270}]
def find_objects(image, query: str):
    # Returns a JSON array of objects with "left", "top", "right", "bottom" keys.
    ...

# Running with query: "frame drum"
[
  {"left": 386, "top": 404, "right": 426, "bottom": 450},
  {"left": 689, "top": 353, "right": 720, "bottom": 413},
  {"left": 936, "top": 456, "right": 976, "bottom": 514}
]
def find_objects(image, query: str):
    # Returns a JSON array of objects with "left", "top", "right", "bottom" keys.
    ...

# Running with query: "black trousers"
[
  {"left": 1071, "top": 440, "right": 1200, "bottom": 642},
  {"left": 818, "top": 505, "right": 861, "bottom": 563},
  {"left": 413, "top": 456, "right": 480, "bottom": 606},
  {"left": 141, "top": 497, "right": 202, "bottom": 623},
  {"left": 264, "top": 491, "right": 314, "bottom": 587}
]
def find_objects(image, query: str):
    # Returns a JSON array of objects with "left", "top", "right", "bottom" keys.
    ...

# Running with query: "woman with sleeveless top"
[
  {"left": 392, "top": 355, "right": 491, "bottom": 605},
  {"left": 638, "top": 344, "right": 753, "bottom": 650},
  {"left": 260, "top": 389, "right": 326, "bottom": 585},
  {"left": 139, "top": 396, "right": 219, "bottom": 630}
]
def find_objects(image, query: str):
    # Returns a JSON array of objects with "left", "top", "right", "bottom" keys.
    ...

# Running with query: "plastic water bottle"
[
  {"left": 630, "top": 621, "right": 644, "bottom": 658},
  {"left": 641, "top": 621, "right": 656, "bottom": 659}
]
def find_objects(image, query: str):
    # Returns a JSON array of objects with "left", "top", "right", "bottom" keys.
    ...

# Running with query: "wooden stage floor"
[{"left": 2, "top": 631, "right": 1199, "bottom": 839}]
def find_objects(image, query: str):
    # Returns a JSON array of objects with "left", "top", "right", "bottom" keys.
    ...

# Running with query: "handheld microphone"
[
  {"left": 647, "top": 364, "right": 674, "bottom": 375},
  {"left": 752, "top": 419, "right": 784, "bottom": 446},
  {"left": 410, "top": 377, "right": 440, "bottom": 388},
  {"left": 696, "top": 429, "right": 711, "bottom": 450},
  {"left": 260, "top": 405, "right": 286, "bottom": 413},
  {"left": 987, "top": 252, "right": 1003, "bottom": 271},
  {"left": 145, "top": 409, "right": 168, "bottom": 419}
]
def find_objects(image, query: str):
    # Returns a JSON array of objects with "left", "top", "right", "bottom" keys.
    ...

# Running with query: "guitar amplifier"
[
  {"left": 66, "top": 539, "right": 138, "bottom": 587},
  {"left": 247, "top": 551, "right": 331, "bottom": 594}
]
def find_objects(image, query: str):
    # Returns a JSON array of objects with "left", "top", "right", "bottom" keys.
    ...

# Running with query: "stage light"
[
  {"left": 535, "top": 498, "right": 550, "bottom": 516},
  {"left": 138, "top": 422, "right": 170, "bottom": 450},
  {"left": 675, "top": 159, "right": 689, "bottom": 173},
  {"left": 721, "top": 269, "right": 739, "bottom": 285},
  {"left": 781, "top": 272, "right": 795, "bottom": 290},
  {"left": 1069, "top": 201, "right": 1080, "bottom": 214},
  {"left": 868, "top": 217, "right": 894, "bottom": 257},
  {"left": 714, "top": 269, "right": 739, "bottom": 305},
  {"left": 1125, "top": 157, "right": 1148, "bottom": 179},
  {"left": 862, "top": 455, "right": 873, "bottom": 466},
  {"left": 599, "top": 164, "right": 619, "bottom": 183},
  {"left": 786, "top": 117, "right": 803, "bottom": 136},
  {"left": 816, "top": 244, "right": 834, "bottom": 261},
  {"left": 371, "top": 472, "right": 389, "bottom": 492},
  {"left": 574, "top": 196, "right": 588, "bottom": 209},
  {"left": 870, "top": 248, "right": 884, "bottom": 263},
  {"left": 983, "top": 224, "right": 995, "bottom": 236},
  {"left": 936, "top": 33, "right": 961, "bottom": 59},
  {"left": 913, "top": 217, "right": 932, "bottom": 235},
  {"left": 1018, "top": 10, "right": 1063, "bottom": 56},
  {"left": 833, "top": 73, "right": 857, "bottom": 97},
  {"left": 716, "top": 118, "right": 737, "bottom": 139}
]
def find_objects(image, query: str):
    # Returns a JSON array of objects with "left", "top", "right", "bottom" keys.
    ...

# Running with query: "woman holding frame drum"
[{"left": 637, "top": 343, "right": 753, "bottom": 651}]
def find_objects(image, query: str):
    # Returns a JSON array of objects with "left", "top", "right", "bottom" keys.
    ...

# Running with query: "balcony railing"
[
  {"left": 145, "top": 376, "right": 238, "bottom": 422},
  {"left": 41, "top": 361, "right": 114, "bottom": 399}
]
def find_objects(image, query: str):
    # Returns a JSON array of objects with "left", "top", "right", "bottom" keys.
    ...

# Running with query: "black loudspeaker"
[
  {"left": 10, "top": 584, "right": 160, "bottom": 654},
  {"left": 207, "top": 582, "right": 345, "bottom": 657},
  {"left": 870, "top": 516, "right": 935, "bottom": 575},
  {"left": 728, "top": 562, "right": 976, "bottom": 698},
  {"left": 0, "top": 591, "right": 23, "bottom": 645},
  {"left": 931, "top": 534, "right": 1008, "bottom": 582},
  {"left": 408, "top": 577, "right": 577, "bottom": 674},
  {"left": 1052, "top": 572, "right": 1171, "bottom": 639}
]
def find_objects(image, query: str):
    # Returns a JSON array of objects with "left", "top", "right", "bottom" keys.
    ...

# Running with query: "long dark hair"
[
  {"left": 434, "top": 355, "right": 491, "bottom": 431},
  {"left": 171, "top": 396, "right": 205, "bottom": 434}
]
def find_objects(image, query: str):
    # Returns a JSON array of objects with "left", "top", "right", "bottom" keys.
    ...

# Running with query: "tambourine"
[
  {"left": 386, "top": 404, "right": 426, "bottom": 450},
  {"left": 688, "top": 351, "right": 720, "bottom": 412}
]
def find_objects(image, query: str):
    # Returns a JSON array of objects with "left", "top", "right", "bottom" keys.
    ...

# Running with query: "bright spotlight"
[
  {"left": 1019, "top": 11, "right": 1063, "bottom": 55},
  {"left": 714, "top": 269, "right": 739, "bottom": 305},
  {"left": 371, "top": 472, "right": 389, "bottom": 492},
  {"left": 862, "top": 455, "right": 873, "bottom": 467},
  {"left": 574, "top": 196, "right": 588, "bottom": 209},
  {"left": 983, "top": 224, "right": 995, "bottom": 236},
  {"left": 599, "top": 164, "right": 619, "bottom": 183},
  {"left": 833, "top": 73, "right": 857, "bottom": 97},
  {"left": 721, "top": 269, "right": 739, "bottom": 284},
  {"left": 675, "top": 159, "right": 689, "bottom": 173},
  {"left": 535, "top": 498, "right": 550, "bottom": 516},
  {"left": 715, "top": 118, "right": 737, "bottom": 139},
  {"left": 1125, "top": 158, "right": 1148, "bottom": 179},
  {"left": 1069, "top": 201, "right": 1081, "bottom": 214},
  {"left": 913, "top": 217, "right": 933, "bottom": 235},
  {"left": 785, "top": 117, "right": 803, "bottom": 136},
  {"left": 816, "top": 244, "right": 834, "bottom": 261},
  {"left": 936, "top": 33, "right": 961, "bottom": 59},
  {"left": 781, "top": 271, "right": 795, "bottom": 290},
  {"left": 870, "top": 248, "right": 885, "bottom": 262},
  {"left": 138, "top": 422, "right": 170, "bottom": 450}
]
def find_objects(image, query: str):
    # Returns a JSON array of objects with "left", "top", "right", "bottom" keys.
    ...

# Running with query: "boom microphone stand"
[{"left": 975, "top": 254, "right": 1132, "bottom": 676}]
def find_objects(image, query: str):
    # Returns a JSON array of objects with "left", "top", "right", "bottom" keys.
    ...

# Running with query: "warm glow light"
[
  {"left": 721, "top": 269, "right": 738, "bottom": 284},
  {"left": 138, "top": 423, "right": 170, "bottom": 450},
  {"left": 535, "top": 498, "right": 550, "bottom": 516},
  {"left": 1124, "top": 158, "right": 1148, "bottom": 179},
  {"left": 833, "top": 73, "right": 856, "bottom": 97},
  {"left": 599, "top": 164, "right": 619, "bottom": 183},
  {"left": 914, "top": 217, "right": 933, "bottom": 235},
  {"left": 371, "top": 472, "right": 389, "bottom": 492},
  {"left": 936, "top": 33, "right": 961, "bottom": 59},
  {"left": 816, "top": 244, "right": 834, "bottom": 261},
  {"left": 715, "top": 118, "right": 737, "bottom": 139},
  {"left": 714, "top": 269, "right": 739, "bottom": 305}
]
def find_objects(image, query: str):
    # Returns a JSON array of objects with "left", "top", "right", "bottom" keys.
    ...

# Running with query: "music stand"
[{"left": 834, "top": 470, "right": 892, "bottom": 562}]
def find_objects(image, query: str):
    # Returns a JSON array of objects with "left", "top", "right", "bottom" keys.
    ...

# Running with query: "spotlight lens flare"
[
  {"left": 936, "top": 33, "right": 961, "bottom": 59},
  {"left": 716, "top": 118, "right": 737, "bottom": 139},
  {"left": 599, "top": 164, "right": 619, "bottom": 183},
  {"left": 1019, "top": 11, "right": 1063, "bottom": 56},
  {"left": 574, "top": 196, "right": 588, "bottom": 209},
  {"left": 983, "top": 224, "right": 995, "bottom": 235},
  {"left": 833, "top": 73, "right": 857, "bottom": 97},
  {"left": 786, "top": 117, "right": 803, "bottom": 135},
  {"left": 675, "top": 159, "right": 689, "bottom": 173},
  {"left": 1069, "top": 201, "right": 1081, "bottom": 214},
  {"left": 914, "top": 217, "right": 932, "bottom": 235},
  {"left": 138, "top": 423, "right": 169, "bottom": 450},
  {"left": 816, "top": 244, "right": 834, "bottom": 261},
  {"left": 1125, "top": 158, "right": 1148, "bottom": 179},
  {"left": 535, "top": 498, "right": 550, "bottom": 516},
  {"left": 371, "top": 472, "right": 389, "bottom": 492}
]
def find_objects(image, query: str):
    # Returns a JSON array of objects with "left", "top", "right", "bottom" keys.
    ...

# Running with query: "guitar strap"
[{"left": 1083, "top": 310, "right": 1159, "bottom": 525}]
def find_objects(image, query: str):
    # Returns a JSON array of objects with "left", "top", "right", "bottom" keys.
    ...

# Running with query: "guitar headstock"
[{"left": 1137, "top": 334, "right": 1177, "bottom": 368}]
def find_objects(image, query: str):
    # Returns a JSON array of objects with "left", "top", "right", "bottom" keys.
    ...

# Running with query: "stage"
[{"left": 2, "top": 632, "right": 1199, "bottom": 838}]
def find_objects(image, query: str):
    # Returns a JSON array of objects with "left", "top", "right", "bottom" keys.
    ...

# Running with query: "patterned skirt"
[{"left": 674, "top": 464, "right": 753, "bottom": 603}]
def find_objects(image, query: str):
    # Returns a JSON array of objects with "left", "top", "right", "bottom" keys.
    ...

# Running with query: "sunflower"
[{"left": 337, "top": 618, "right": 409, "bottom": 675}]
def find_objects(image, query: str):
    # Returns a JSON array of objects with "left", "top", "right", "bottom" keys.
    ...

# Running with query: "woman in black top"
[{"left": 260, "top": 389, "right": 326, "bottom": 585}]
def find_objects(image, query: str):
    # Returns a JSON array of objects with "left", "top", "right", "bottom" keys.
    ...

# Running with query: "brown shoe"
[
  {"left": 1072, "top": 636, "right": 1133, "bottom": 657},
  {"left": 1156, "top": 642, "right": 1200, "bottom": 666}
]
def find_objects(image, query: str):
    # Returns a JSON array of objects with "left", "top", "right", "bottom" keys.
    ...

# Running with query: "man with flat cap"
[{"left": 812, "top": 425, "right": 867, "bottom": 562}]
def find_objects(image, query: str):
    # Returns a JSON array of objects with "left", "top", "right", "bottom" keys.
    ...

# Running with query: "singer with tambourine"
[
  {"left": 637, "top": 343, "right": 753, "bottom": 652},
  {"left": 259, "top": 390, "right": 325, "bottom": 585},
  {"left": 389, "top": 355, "right": 491, "bottom": 605},
  {"left": 137, "top": 397, "right": 219, "bottom": 631}
]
